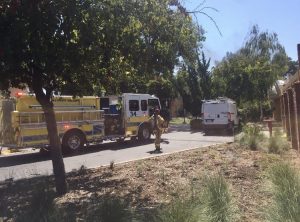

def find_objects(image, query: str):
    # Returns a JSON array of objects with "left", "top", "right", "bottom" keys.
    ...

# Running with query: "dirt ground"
[{"left": 1, "top": 141, "right": 300, "bottom": 221}]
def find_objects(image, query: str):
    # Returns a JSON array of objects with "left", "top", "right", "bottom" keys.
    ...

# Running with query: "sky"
[{"left": 183, "top": 0, "right": 300, "bottom": 65}]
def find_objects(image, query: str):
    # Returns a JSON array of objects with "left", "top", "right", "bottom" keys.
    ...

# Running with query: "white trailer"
[{"left": 201, "top": 97, "right": 239, "bottom": 134}]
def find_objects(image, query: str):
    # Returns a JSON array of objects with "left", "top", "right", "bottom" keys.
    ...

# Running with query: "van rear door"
[{"left": 203, "top": 103, "right": 229, "bottom": 125}]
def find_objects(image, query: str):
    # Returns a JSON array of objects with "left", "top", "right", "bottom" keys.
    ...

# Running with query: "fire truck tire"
[
  {"left": 138, "top": 125, "right": 151, "bottom": 141},
  {"left": 62, "top": 130, "right": 85, "bottom": 153}
]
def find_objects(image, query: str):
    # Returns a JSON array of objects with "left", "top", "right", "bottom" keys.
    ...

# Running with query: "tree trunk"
[
  {"left": 32, "top": 71, "right": 67, "bottom": 195},
  {"left": 260, "top": 101, "right": 263, "bottom": 122},
  {"left": 42, "top": 103, "right": 68, "bottom": 195}
]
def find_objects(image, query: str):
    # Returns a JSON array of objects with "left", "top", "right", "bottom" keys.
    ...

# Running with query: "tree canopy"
[
  {"left": 0, "top": 0, "right": 203, "bottom": 194},
  {"left": 175, "top": 52, "right": 211, "bottom": 116},
  {"left": 211, "top": 25, "right": 290, "bottom": 120}
]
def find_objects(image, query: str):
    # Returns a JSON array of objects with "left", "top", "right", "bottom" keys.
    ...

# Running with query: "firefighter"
[{"left": 151, "top": 107, "right": 165, "bottom": 152}]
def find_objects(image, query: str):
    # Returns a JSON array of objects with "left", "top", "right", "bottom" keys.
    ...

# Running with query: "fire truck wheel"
[
  {"left": 62, "top": 131, "right": 85, "bottom": 153},
  {"left": 138, "top": 125, "right": 151, "bottom": 141}
]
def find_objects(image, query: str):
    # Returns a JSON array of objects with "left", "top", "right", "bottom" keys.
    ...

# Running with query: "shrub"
[
  {"left": 239, "top": 123, "right": 265, "bottom": 150},
  {"left": 267, "top": 162, "right": 300, "bottom": 222},
  {"left": 190, "top": 119, "right": 202, "bottom": 131}
]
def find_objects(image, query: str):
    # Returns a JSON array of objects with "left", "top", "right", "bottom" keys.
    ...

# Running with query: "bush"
[
  {"left": 239, "top": 100, "right": 272, "bottom": 122},
  {"left": 239, "top": 123, "right": 265, "bottom": 150},
  {"left": 267, "top": 162, "right": 300, "bottom": 221},
  {"left": 190, "top": 119, "right": 202, "bottom": 131},
  {"left": 268, "top": 129, "right": 289, "bottom": 154}
]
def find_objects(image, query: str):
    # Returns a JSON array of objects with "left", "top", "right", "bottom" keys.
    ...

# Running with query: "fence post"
[
  {"left": 284, "top": 92, "right": 291, "bottom": 140},
  {"left": 281, "top": 94, "right": 286, "bottom": 132},
  {"left": 288, "top": 89, "right": 297, "bottom": 148},
  {"left": 294, "top": 82, "right": 300, "bottom": 152},
  {"left": 292, "top": 87, "right": 299, "bottom": 150}
]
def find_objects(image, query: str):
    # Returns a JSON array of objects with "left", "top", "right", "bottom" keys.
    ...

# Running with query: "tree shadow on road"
[{"left": 0, "top": 139, "right": 154, "bottom": 168}]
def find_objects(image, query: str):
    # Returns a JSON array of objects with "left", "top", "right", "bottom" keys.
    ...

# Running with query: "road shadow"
[
  {"left": 0, "top": 139, "right": 154, "bottom": 168},
  {"left": 147, "top": 150, "right": 163, "bottom": 154},
  {"left": 203, "top": 131, "right": 236, "bottom": 137}
]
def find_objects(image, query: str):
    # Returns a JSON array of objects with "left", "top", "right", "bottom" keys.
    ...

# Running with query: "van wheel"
[
  {"left": 138, "top": 125, "right": 151, "bottom": 141},
  {"left": 62, "top": 131, "right": 85, "bottom": 153}
]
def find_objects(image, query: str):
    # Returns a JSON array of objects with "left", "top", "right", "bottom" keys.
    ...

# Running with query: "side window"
[
  {"left": 129, "top": 100, "right": 139, "bottom": 111},
  {"left": 148, "top": 99, "right": 159, "bottom": 109},
  {"left": 141, "top": 100, "right": 147, "bottom": 111}
]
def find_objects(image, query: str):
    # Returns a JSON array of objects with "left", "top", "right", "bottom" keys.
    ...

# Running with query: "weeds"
[
  {"left": 110, "top": 160, "right": 115, "bottom": 170},
  {"left": 136, "top": 163, "right": 144, "bottom": 177},
  {"left": 268, "top": 129, "right": 289, "bottom": 154},
  {"left": 160, "top": 169, "right": 166, "bottom": 185},
  {"left": 78, "top": 164, "right": 88, "bottom": 175},
  {"left": 239, "top": 123, "right": 265, "bottom": 150},
  {"left": 267, "top": 162, "right": 300, "bottom": 222}
]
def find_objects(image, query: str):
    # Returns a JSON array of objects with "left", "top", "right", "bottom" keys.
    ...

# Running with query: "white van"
[{"left": 201, "top": 97, "right": 239, "bottom": 133}]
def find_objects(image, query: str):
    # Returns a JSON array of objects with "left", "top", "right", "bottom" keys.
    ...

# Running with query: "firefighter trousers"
[{"left": 154, "top": 130, "right": 162, "bottom": 150}]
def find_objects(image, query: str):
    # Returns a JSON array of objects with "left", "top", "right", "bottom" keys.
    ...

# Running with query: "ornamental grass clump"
[
  {"left": 201, "top": 174, "right": 235, "bottom": 222},
  {"left": 154, "top": 197, "right": 199, "bottom": 222},
  {"left": 267, "top": 162, "right": 300, "bottom": 222},
  {"left": 239, "top": 123, "right": 265, "bottom": 150},
  {"left": 268, "top": 129, "right": 289, "bottom": 154}
]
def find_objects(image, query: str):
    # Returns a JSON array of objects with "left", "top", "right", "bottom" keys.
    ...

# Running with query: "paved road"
[{"left": 0, "top": 125, "right": 233, "bottom": 181}]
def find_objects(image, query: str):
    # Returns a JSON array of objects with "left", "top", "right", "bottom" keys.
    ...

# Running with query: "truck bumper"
[{"left": 203, "top": 122, "right": 233, "bottom": 130}]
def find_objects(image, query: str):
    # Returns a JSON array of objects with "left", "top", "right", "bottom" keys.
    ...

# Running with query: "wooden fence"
[{"left": 279, "top": 44, "right": 300, "bottom": 151}]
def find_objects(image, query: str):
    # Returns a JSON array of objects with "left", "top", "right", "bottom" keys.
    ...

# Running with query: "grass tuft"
[
  {"left": 268, "top": 129, "right": 289, "bottom": 154},
  {"left": 267, "top": 162, "right": 300, "bottom": 222},
  {"left": 110, "top": 160, "right": 115, "bottom": 170},
  {"left": 239, "top": 123, "right": 265, "bottom": 150},
  {"left": 154, "top": 195, "right": 198, "bottom": 222},
  {"left": 201, "top": 174, "right": 235, "bottom": 222}
]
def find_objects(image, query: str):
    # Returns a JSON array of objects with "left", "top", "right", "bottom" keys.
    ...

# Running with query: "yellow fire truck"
[{"left": 0, "top": 93, "right": 162, "bottom": 153}]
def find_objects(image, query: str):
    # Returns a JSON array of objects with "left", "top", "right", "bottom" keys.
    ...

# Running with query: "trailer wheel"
[
  {"left": 138, "top": 125, "right": 151, "bottom": 142},
  {"left": 62, "top": 130, "right": 85, "bottom": 153}
]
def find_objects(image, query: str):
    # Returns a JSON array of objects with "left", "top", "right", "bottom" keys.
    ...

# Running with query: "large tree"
[
  {"left": 211, "top": 25, "right": 290, "bottom": 120},
  {"left": 0, "top": 0, "right": 105, "bottom": 195},
  {"left": 175, "top": 52, "right": 211, "bottom": 116},
  {"left": 0, "top": 0, "right": 202, "bottom": 194}
]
